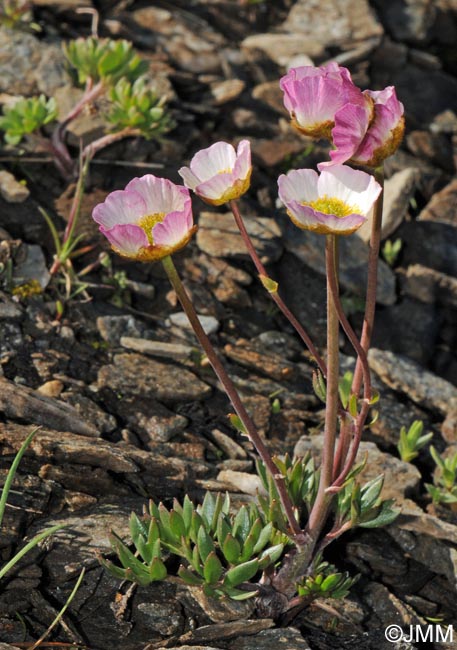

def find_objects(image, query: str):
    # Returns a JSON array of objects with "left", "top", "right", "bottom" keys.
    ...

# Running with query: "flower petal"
[
  {"left": 286, "top": 202, "right": 367, "bottom": 235},
  {"left": 152, "top": 210, "right": 194, "bottom": 248},
  {"left": 317, "top": 165, "right": 382, "bottom": 215},
  {"left": 189, "top": 141, "right": 237, "bottom": 181},
  {"left": 178, "top": 166, "right": 201, "bottom": 191},
  {"left": 100, "top": 224, "right": 149, "bottom": 256},
  {"left": 126, "top": 175, "right": 190, "bottom": 216},
  {"left": 92, "top": 189, "right": 146, "bottom": 229},
  {"left": 278, "top": 169, "right": 319, "bottom": 205},
  {"left": 329, "top": 102, "right": 372, "bottom": 165},
  {"left": 232, "top": 139, "right": 251, "bottom": 181}
]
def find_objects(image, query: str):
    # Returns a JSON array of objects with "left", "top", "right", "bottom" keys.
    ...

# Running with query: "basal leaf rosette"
[
  {"left": 179, "top": 140, "right": 251, "bottom": 206},
  {"left": 92, "top": 175, "right": 196, "bottom": 262},
  {"left": 278, "top": 165, "right": 382, "bottom": 236},
  {"left": 279, "top": 63, "right": 371, "bottom": 140},
  {"left": 329, "top": 86, "right": 405, "bottom": 168}
]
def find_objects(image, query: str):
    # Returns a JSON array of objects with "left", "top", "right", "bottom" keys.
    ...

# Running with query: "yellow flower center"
[
  {"left": 138, "top": 212, "right": 165, "bottom": 245},
  {"left": 218, "top": 168, "right": 232, "bottom": 174},
  {"left": 303, "top": 195, "right": 359, "bottom": 218}
]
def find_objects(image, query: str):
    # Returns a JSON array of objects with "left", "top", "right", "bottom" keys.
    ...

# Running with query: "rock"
[
  {"left": 251, "top": 135, "right": 310, "bottom": 168},
  {"left": 282, "top": 0, "right": 383, "bottom": 51},
  {"left": 136, "top": 600, "right": 183, "bottom": 636},
  {"left": 0, "top": 171, "right": 29, "bottom": 203},
  {"left": 37, "top": 379, "right": 64, "bottom": 398},
  {"left": 356, "top": 169, "right": 418, "bottom": 243},
  {"left": 196, "top": 212, "right": 283, "bottom": 264},
  {"left": 168, "top": 311, "right": 219, "bottom": 335},
  {"left": 224, "top": 339, "right": 296, "bottom": 381},
  {"left": 371, "top": 0, "right": 436, "bottom": 43},
  {"left": 441, "top": 406, "right": 457, "bottom": 444},
  {"left": 0, "top": 27, "right": 67, "bottom": 96},
  {"left": 120, "top": 336, "right": 194, "bottom": 361},
  {"left": 0, "top": 377, "right": 99, "bottom": 436},
  {"left": 97, "top": 353, "right": 212, "bottom": 403},
  {"left": 62, "top": 392, "right": 117, "bottom": 434},
  {"left": 177, "top": 618, "right": 273, "bottom": 643},
  {"left": 132, "top": 6, "right": 224, "bottom": 74},
  {"left": 399, "top": 264, "right": 457, "bottom": 308},
  {"left": 364, "top": 583, "right": 423, "bottom": 646},
  {"left": 209, "top": 78, "right": 245, "bottom": 105},
  {"left": 280, "top": 215, "right": 396, "bottom": 306},
  {"left": 368, "top": 348, "right": 457, "bottom": 415},
  {"left": 406, "top": 130, "right": 454, "bottom": 172},
  {"left": 229, "top": 627, "right": 312, "bottom": 650},
  {"left": 216, "top": 470, "right": 265, "bottom": 496},
  {"left": 397, "top": 221, "right": 457, "bottom": 276},
  {"left": 96, "top": 315, "right": 149, "bottom": 346},
  {"left": 210, "top": 428, "right": 248, "bottom": 459},
  {"left": 251, "top": 81, "right": 288, "bottom": 116},
  {"left": 418, "top": 178, "right": 457, "bottom": 227},
  {"left": 295, "top": 436, "right": 421, "bottom": 502},
  {"left": 241, "top": 33, "right": 324, "bottom": 66},
  {"left": 12, "top": 244, "right": 50, "bottom": 290},
  {"left": 53, "top": 85, "right": 106, "bottom": 147},
  {"left": 370, "top": 297, "right": 439, "bottom": 364}
]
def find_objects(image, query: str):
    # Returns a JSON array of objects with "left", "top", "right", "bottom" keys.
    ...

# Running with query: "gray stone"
[
  {"left": 0, "top": 170, "right": 29, "bottom": 203},
  {"left": 241, "top": 33, "right": 324, "bottom": 66},
  {"left": 53, "top": 85, "right": 106, "bottom": 147},
  {"left": 0, "top": 27, "right": 67, "bottom": 96},
  {"left": 96, "top": 315, "right": 148, "bottom": 345},
  {"left": 252, "top": 81, "right": 287, "bottom": 116},
  {"left": 397, "top": 221, "right": 457, "bottom": 277},
  {"left": 295, "top": 436, "right": 421, "bottom": 502},
  {"left": 371, "top": 0, "right": 436, "bottom": 43},
  {"left": 120, "top": 336, "right": 194, "bottom": 361},
  {"left": 209, "top": 79, "right": 245, "bottom": 105},
  {"left": 418, "top": 178, "right": 457, "bottom": 227},
  {"left": 196, "top": 212, "right": 283, "bottom": 265},
  {"left": 12, "top": 244, "right": 50, "bottom": 290},
  {"left": 97, "top": 353, "right": 211, "bottom": 403},
  {"left": 280, "top": 215, "right": 396, "bottom": 306},
  {"left": 282, "top": 0, "right": 383, "bottom": 50},
  {"left": 368, "top": 348, "right": 457, "bottom": 415},
  {"left": 357, "top": 169, "right": 418, "bottom": 243},
  {"left": 216, "top": 469, "right": 265, "bottom": 496},
  {"left": 229, "top": 627, "right": 311, "bottom": 650},
  {"left": 406, "top": 130, "right": 454, "bottom": 172},
  {"left": 168, "top": 311, "right": 219, "bottom": 335},
  {"left": 399, "top": 264, "right": 457, "bottom": 308},
  {"left": 136, "top": 601, "right": 183, "bottom": 636}
]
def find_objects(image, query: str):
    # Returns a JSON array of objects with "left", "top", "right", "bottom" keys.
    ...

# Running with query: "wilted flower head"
[
  {"left": 92, "top": 175, "right": 196, "bottom": 261},
  {"left": 279, "top": 62, "right": 369, "bottom": 139},
  {"left": 179, "top": 140, "right": 251, "bottom": 206},
  {"left": 278, "top": 165, "right": 382, "bottom": 236},
  {"left": 329, "top": 86, "right": 405, "bottom": 168}
]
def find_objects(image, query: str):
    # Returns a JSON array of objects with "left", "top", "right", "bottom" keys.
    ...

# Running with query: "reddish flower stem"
[
  {"left": 305, "top": 235, "right": 340, "bottom": 539},
  {"left": 161, "top": 254, "right": 305, "bottom": 542},
  {"left": 82, "top": 127, "right": 141, "bottom": 161},
  {"left": 229, "top": 200, "right": 327, "bottom": 378},
  {"left": 351, "top": 166, "right": 384, "bottom": 396}
]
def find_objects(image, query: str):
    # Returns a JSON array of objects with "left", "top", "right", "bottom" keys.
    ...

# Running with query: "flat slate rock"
[{"left": 97, "top": 353, "right": 212, "bottom": 402}]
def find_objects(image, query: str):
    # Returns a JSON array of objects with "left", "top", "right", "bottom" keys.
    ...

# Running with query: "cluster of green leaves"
[
  {"left": 256, "top": 454, "right": 318, "bottom": 531},
  {"left": 382, "top": 238, "right": 402, "bottom": 267},
  {"left": 101, "top": 492, "right": 288, "bottom": 600},
  {"left": 0, "top": 0, "right": 37, "bottom": 30},
  {"left": 426, "top": 447, "right": 457, "bottom": 506},
  {"left": 106, "top": 78, "right": 173, "bottom": 138},
  {"left": 64, "top": 37, "right": 148, "bottom": 87},
  {"left": 397, "top": 420, "right": 432, "bottom": 463},
  {"left": 0, "top": 95, "right": 57, "bottom": 145},
  {"left": 296, "top": 556, "right": 358, "bottom": 601},
  {"left": 336, "top": 469, "right": 399, "bottom": 530}
]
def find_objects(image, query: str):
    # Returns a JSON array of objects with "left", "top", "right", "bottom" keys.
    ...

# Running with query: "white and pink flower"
[
  {"left": 278, "top": 165, "right": 382, "bottom": 236},
  {"left": 178, "top": 140, "right": 251, "bottom": 206},
  {"left": 92, "top": 175, "right": 196, "bottom": 261},
  {"left": 279, "top": 62, "right": 370, "bottom": 139},
  {"left": 329, "top": 86, "right": 405, "bottom": 167}
]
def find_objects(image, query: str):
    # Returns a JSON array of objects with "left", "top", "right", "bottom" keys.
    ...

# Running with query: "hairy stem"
[
  {"left": 352, "top": 166, "right": 384, "bottom": 396},
  {"left": 161, "top": 255, "right": 304, "bottom": 540},
  {"left": 306, "top": 235, "right": 340, "bottom": 538},
  {"left": 229, "top": 200, "right": 327, "bottom": 377},
  {"left": 82, "top": 127, "right": 141, "bottom": 161}
]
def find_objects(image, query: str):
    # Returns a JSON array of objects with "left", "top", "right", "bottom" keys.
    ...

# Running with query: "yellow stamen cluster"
[
  {"left": 138, "top": 212, "right": 165, "bottom": 244},
  {"left": 303, "top": 195, "right": 359, "bottom": 218}
]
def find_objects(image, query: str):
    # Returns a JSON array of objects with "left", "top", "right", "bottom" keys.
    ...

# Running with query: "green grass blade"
[{"left": 0, "top": 524, "right": 64, "bottom": 580}]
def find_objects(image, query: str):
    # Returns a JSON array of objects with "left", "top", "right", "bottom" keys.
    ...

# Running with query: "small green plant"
[
  {"left": 0, "top": 0, "right": 38, "bottom": 30},
  {"left": 0, "top": 95, "right": 57, "bottom": 145},
  {"left": 382, "top": 238, "right": 402, "bottom": 266},
  {"left": 0, "top": 428, "right": 64, "bottom": 582},
  {"left": 397, "top": 420, "right": 432, "bottom": 463},
  {"left": 296, "top": 555, "right": 358, "bottom": 601},
  {"left": 107, "top": 77, "right": 173, "bottom": 139},
  {"left": 426, "top": 446, "right": 457, "bottom": 506}
]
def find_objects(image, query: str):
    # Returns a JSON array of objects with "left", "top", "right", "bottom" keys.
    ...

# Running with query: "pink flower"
[
  {"left": 92, "top": 175, "right": 196, "bottom": 261},
  {"left": 329, "top": 86, "right": 405, "bottom": 167},
  {"left": 178, "top": 140, "right": 251, "bottom": 206},
  {"left": 278, "top": 165, "right": 382, "bottom": 236},
  {"left": 279, "top": 62, "right": 370, "bottom": 139}
]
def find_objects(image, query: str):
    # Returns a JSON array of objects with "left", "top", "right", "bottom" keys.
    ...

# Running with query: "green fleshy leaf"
[
  {"left": 225, "top": 558, "right": 259, "bottom": 587},
  {"left": 203, "top": 551, "right": 223, "bottom": 584}
]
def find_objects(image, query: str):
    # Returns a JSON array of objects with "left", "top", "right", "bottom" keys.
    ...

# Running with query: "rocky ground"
[{"left": 1, "top": 0, "right": 457, "bottom": 649}]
